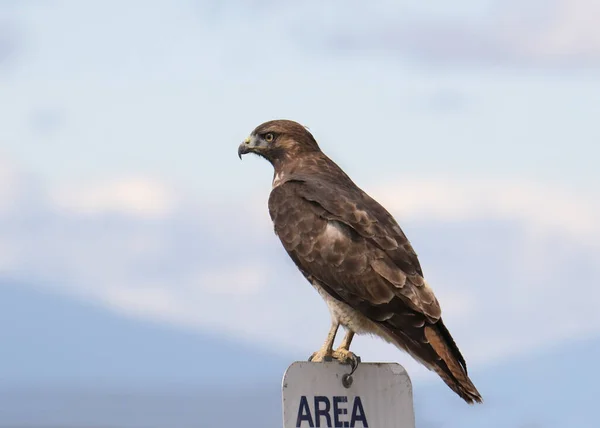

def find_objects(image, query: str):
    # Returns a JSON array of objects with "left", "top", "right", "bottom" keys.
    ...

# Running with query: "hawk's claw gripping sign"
[{"left": 282, "top": 362, "right": 415, "bottom": 428}]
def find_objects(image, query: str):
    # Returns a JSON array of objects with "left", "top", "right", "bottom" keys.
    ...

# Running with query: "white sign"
[{"left": 282, "top": 362, "right": 415, "bottom": 428}]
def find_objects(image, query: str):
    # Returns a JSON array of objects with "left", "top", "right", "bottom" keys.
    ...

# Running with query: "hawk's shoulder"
[{"left": 270, "top": 174, "right": 423, "bottom": 277}]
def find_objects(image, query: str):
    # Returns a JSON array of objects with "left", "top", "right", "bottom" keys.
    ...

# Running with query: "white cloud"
[
  {"left": 102, "top": 285, "right": 182, "bottom": 318},
  {"left": 1, "top": 154, "right": 599, "bottom": 380},
  {"left": 368, "top": 177, "right": 600, "bottom": 366},
  {"left": 51, "top": 177, "right": 178, "bottom": 218},
  {"left": 306, "top": 0, "right": 600, "bottom": 68},
  {"left": 194, "top": 266, "right": 268, "bottom": 295},
  {"left": 0, "top": 152, "right": 44, "bottom": 215},
  {"left": 506, "top": 0, "right": 600, "bottom": 62},
  {"left": 0, "top": 154, "right": 20, "bottom": 213},
  {"left": 372, "top": 179, "right": 600, "bottom": 244}
]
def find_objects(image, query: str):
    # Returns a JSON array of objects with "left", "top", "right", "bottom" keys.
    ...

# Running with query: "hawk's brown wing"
[
  {"left": 268, "top": 177, "right": 482, "bottom": 404},
  {"left": 269, "top": 177, "right": 440, "bottom": 321}
]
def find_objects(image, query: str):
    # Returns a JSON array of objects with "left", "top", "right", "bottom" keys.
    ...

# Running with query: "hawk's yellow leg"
[
  {"left": 308, "top": 321, "right": 339, "bottom": 362},
  {"left": 309, "top": 327, "right": 361, "bottom": 371}
]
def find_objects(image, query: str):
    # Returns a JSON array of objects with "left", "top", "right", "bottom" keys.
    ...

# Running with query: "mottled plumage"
[{"left": 238, "top": 119, "right": 482, "bottom": 404}]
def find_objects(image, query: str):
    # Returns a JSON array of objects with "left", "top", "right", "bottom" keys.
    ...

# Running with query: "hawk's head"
[{"left": 238, "top": 119, "right": 320, "bottom": 165}]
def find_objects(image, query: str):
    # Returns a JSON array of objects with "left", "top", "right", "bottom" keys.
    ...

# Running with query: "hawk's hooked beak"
[
  {"left": 238, "top": 135, "right": 267, "bottom": 159},
  {"left": 238, "top": 136, "right": 253, "bottom": 160}
]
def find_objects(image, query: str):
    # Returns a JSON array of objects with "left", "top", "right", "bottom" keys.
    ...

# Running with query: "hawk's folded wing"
[{"left": 268, "top": 177, "right": 441, "bottom": 323}]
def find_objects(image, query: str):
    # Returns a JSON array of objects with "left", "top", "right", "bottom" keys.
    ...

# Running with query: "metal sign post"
[{"left": 282, "top": 362, "right": 415, "bottom": 428}]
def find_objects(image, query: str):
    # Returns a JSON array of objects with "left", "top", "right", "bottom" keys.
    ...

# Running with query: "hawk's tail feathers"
[{"left": 424, "top": 323, "right": 483, "bottom": 404}]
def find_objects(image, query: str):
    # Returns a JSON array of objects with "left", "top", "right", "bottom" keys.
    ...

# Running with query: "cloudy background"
[{"left": 0, "top": 0, "right": 599, "bottom": 427}]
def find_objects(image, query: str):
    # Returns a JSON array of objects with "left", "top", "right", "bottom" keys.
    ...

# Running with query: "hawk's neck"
[{"left": 271, "top": 152, "right": 350, "bottom": 188}]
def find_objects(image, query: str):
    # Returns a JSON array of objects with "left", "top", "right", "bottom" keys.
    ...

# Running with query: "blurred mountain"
[
  {"left": 0, "top": 279, "right": 290, "bottom": 387},
  {"left": 415, "top": 335, "right": 599, "bottom": 428},
  {"left": 0, "top": 279, "right": 598, "bottom": 427}
]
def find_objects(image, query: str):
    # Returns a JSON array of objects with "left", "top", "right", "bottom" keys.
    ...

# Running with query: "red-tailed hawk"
[{"left": 238, "top": 119, "right": 482, "bottom": 404}]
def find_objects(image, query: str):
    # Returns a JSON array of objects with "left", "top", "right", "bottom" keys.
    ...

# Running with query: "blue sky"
[
  {"left": 2, "top": 0, "right": 599, "bottom": 193},
  {"left": 1, "top": 0, "right": 599, "bottom": 421}
]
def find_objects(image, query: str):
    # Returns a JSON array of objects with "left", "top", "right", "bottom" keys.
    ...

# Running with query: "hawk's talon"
[
  {"left": 349, "top": 354, "right": 361, "bottom": 375},
  {"left": 332, "top": 348, "right": 361, "bottom": 373},
  {"left": 309, "top": 349, "right": 334, "bottom": 362}
]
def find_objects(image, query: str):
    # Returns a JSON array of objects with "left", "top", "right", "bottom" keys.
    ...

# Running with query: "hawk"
[{"left": 238, "top": 119, "right": 482, "bottom": 404}]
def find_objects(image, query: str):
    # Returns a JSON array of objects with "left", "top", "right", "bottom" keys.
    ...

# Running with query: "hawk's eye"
[{"left": 264, "top": 133, "right": 274, "bottom": 143}]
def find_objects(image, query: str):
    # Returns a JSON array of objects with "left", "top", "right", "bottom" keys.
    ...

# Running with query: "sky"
[{"left": 0, "top": 0, "right": 599, "bottom": 423}]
